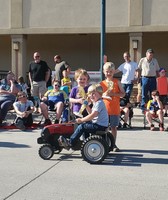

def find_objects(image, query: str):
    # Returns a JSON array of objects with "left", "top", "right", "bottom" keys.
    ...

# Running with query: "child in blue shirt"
[
  {"left": 145, "top": 90, "right": 164, "bottom": 131},
  {"left": 59, "top": 84, "right": 109, "bottom": 149}
]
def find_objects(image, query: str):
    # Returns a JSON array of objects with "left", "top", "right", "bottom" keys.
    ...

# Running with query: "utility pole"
[{"left": 100, "top": 0, "right": 106, "bottom": 80}]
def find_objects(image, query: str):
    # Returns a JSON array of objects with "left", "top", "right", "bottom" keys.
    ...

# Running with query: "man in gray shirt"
[{"left": 54, "top": 55, "right": 71, "bottom": 82}]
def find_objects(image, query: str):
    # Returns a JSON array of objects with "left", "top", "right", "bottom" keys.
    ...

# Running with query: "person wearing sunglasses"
[
  {"left": 28, "top": 52, "right": 51, "bottom": 113},
  {"left": 13, "top": 91, "right": 34, "bottom": 130},
  {"left": 40, "top": 80, "right": 68, "bottom": 126}
]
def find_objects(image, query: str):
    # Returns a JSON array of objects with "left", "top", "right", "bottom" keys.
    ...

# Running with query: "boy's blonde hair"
[
  {"left": 103, "top": 62, "right": 115, "bottom": 71},
  {"left": 88, "top": 84, "right": 103, "bottom": 96},
  {"left": 74, "top": 68, "right": 90, "bottom": 81}
]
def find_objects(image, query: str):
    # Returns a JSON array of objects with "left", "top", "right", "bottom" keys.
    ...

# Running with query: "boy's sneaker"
[
  {"left": 54, "top": 119, "right": 59, "bottom": 124},
  {"left": 59, "top": 136, "right": 71, "bottom": 150},
  {"left": 113, "top": 145, "right": 120, "bottom": 152},
  {"left": 150, "top": 124, "right": 155, "bottom": 131},
  {"left": 43, "top": 119, "right": 52, "bottom": 126},
  {"left": 123, "top": 123, "right": 127, "bottom": 129},
  {"left": 15, "top": 120, "right": 26, "bottom": 131},
  {"left": 118, "top": 123, "right": 122, "bottom": 128},
  {"left": 164, "top": 113, "right": 167, "bottom": 117},
  {"left": 159, "top": 123, "right": 164, "bottom": 131}
]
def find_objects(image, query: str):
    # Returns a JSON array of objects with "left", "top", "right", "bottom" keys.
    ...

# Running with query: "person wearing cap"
[
  {"left": 137, "top": 48, "right": 160, "bottom": 112},
  {"left": 54, "top": 55, "right": 71, "bottom": 82},
  {"left": 157, "top": 68, "right": 168, "bottom": 117}
]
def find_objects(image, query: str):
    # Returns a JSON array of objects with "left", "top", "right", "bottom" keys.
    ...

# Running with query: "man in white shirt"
[{"left": 115, "top": 52, "right": 138, "bottom": 101}]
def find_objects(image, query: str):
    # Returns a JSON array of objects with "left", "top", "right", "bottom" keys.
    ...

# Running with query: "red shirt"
[{"left": 157, "top": 76, "right": 168, "bottom": 95}]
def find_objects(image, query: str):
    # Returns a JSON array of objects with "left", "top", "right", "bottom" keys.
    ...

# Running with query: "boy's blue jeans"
[
  {"left": 70, "top": 121, "right": 107, "bottom": 146},
  {"left": 122, "top": 83, "right": 133, "bottom": 100}
]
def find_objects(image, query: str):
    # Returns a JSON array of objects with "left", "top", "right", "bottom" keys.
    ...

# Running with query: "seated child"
[
  {"left": 145, "top": 90, "right": 164, "bottom": 131},
  {"left": 61, "top": 69, "right": 72, "bottom": 94},
  {"left": 59, "top": 84, "right": 109, "bottom": 150},
  {"left": 69, "top": 68, "right": 90, "bottom": 118},
  {"left": 40, "top": 80, "right": 68, "bottom": 126},
  {"left": 120, "top": 96, "right": 130, "bottom": 128},
  {"left": 18, "top": 76, "right": 29, "bottom": 95},
  {"left": 13, "top": 91, "right": 34, "bottom": 130}
]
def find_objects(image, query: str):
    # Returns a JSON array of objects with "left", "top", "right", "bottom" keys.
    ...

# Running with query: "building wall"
[
  {"left": 0, "top": 0, "right": 10, "bottom": 28},
  {"left": 0, "top": 0, "right": 168, "bottom": 77}
]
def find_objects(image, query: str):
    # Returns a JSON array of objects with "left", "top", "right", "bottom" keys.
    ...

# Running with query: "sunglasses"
[
  {"left": 54, "top": 84, "right": 60, "bottom": 87},
  {"left": 35, "top": 56, "right": 40, "bottom": 58},
  {"left": 18, "top": 95, "right": 27, "bottom": 98}
]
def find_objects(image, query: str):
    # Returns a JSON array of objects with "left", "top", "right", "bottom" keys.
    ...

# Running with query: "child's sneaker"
[
  {"left": 113, "top": 145, "right": 120, "bottom": 152},
  {"left": 159, "top": 123, "right": 164, "bottom": 131},
  {"left": 15, "top": 120, "right": 26, "bottom": 131},
  {"left": 42, "top": 119, "right": 52, "bottom": 126},
  {"left": 164, "top": 113, "right": 167, "bottom": 117},
  {"left": 150, "top": 124, "right": 155, "bottom": 131},
  {"left": 59, "top": 136, "right": 71, "bottom": 150},
  {"left": 54, "top": 119, "right": 59, "bottom": 124},
  {"left": 123, "top": 123, "right": 127, "bottom": 129}
]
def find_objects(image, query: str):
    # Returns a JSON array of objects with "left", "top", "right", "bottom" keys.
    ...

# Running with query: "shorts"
[
  {"left": 159, "top": 95, "right": 168, "bottom": 105},
  {"left": 44, "top": 100, "right": 63, "bottom": 111},
  {"left": 31, "top": 81, "right": 47, "bottom": 97},
  {"left": 109, "top": 115, "right": 120, "bottom": 127}
]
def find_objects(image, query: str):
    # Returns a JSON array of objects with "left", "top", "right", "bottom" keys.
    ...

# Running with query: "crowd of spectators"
[{"left": 0, "top": 49, "right": 168, "bottom": 151}]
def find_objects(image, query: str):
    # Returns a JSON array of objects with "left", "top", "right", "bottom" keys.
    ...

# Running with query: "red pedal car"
[{"left": 37, "top": 122, "right": 115, "bottom": 164}]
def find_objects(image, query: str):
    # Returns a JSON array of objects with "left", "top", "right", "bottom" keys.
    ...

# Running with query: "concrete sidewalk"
[{"left": 0, "top": 108, "right": 168, "bottom": 200}]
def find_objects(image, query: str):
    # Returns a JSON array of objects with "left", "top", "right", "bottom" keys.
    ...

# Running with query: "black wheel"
[
  {"left": 81, "top": 135, "right": 109, "bottom": 164},
  {"left": 38, "top": 144, "right": 54, "bottom": 160},
  {"left": 104, "top": 132, "right": 115, "bottom": 152}
]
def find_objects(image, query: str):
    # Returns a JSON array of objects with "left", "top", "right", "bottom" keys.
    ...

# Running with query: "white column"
[
  {"left": 129, "top": 33, "right": 143, "bottom": 62},
  {"left": 11, "top": 34, "right": 27, "bottom": 79}
]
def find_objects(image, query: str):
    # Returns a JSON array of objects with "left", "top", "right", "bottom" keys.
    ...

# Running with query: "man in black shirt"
[{"left": 28, "top": 52, "right": 50, "bottom": 100}]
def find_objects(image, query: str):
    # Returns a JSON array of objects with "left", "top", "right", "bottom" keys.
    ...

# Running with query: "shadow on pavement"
[
  {"left": 102, "top": 149, "right": 168, "bottom": 166},
  {"left": 0, "top": 142, "right": 30, "bottom": 148}
]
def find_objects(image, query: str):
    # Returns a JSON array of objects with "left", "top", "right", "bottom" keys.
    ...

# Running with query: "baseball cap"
[
  {"left": 146, "top": 48, "right": 154, "bottom": 53},
  {"left": 159, "top": 68, "right": 166, "bottom": 72}
]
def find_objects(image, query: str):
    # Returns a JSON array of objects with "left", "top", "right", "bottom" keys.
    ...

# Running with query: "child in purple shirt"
[{"left": 69, "top": 68, "right": 90, "bottom": 117}]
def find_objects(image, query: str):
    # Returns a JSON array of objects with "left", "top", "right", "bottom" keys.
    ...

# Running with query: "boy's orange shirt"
[
  {"left": 100, "top": 79, "right": 120, "bottom": 115},
  {"left": 157, "top": 76, "right": 168, "bottom": 95}
]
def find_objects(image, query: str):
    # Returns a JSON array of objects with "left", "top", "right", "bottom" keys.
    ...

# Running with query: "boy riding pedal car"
[{"left": 59, "top": 84, "right": 109, "bottom": 150}]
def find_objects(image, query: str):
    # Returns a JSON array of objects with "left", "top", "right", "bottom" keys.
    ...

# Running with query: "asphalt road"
[{"left": 0, "top": 109, "right": 168, "bottom": 200}]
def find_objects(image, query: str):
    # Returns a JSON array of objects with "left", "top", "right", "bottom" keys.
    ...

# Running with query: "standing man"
[
  {"left": 29, "top": 52, "right": 50, "bottom": 100},
  {"left": 54, "top": 55, "right": 71, "bottom": 82},
  {"left": 138, "top": 49, "right": 160, "bottom": 112},
  {"left": 115, "top": 52, "right": 138, "bottom": 101}
]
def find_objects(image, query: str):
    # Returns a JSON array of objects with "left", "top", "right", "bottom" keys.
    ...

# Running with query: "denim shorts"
[{"left": 109, "top": 115, "right": 120, "bottom": 127}]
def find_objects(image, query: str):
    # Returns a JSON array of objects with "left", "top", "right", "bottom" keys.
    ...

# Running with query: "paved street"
[{"left": 0, "top": 108, "right": 168, "bottom": 200}]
